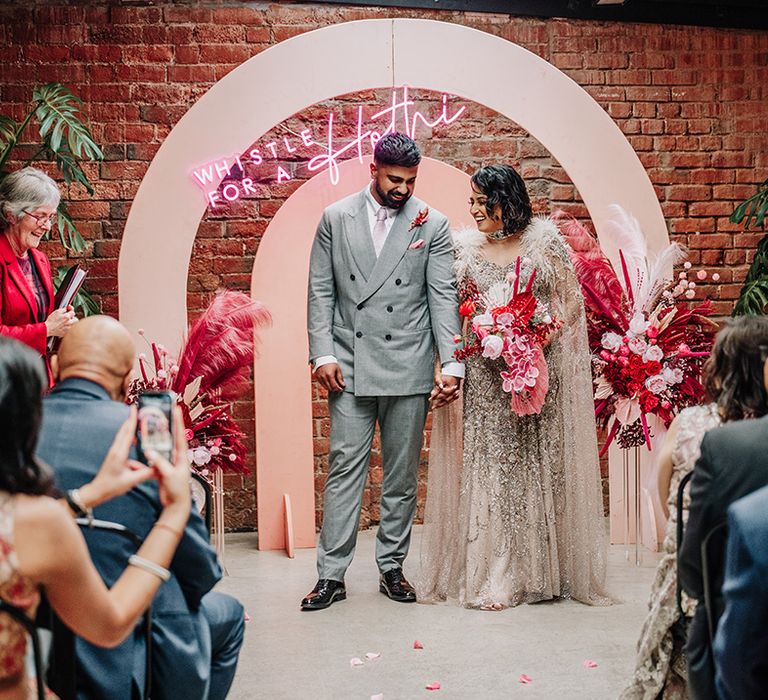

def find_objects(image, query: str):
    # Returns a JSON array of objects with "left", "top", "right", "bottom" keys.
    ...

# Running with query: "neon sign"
[{"left": 191, "top": 86, "right": 466, "bottom": 208}]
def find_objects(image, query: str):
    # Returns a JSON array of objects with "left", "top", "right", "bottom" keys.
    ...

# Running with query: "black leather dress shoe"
[
  {"left": 300, "top": 579, "right": 346, "bottom": 610},
  {"left": 379, "top": 568, "right": 416, "bottom": 603}
]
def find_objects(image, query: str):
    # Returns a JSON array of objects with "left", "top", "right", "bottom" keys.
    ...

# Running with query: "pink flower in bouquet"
[
  {"left": 627, "top": 336, "right": 648, "bottom": 355},
  {"left": 643, "top": 345, "right": 664, "bottom": 363},
  {"left": 601, "top": 332, "right": 623, "bottom": 352},
  {"left": 628, "top": 313, "right": 648, "bottom": 335},
  {"left": 645, "top": 374, "right": 668, "bottom": 395},
  {"left": 495, "top": 312, "right": 514, "bottom": 329},
  {"left": 472, "top": 312, "right": 494, "bottom": 331},
  {"left": 481, "top": 334, "right": 504, "bottom": 359},
  {"left": 662, "top": 366, "right": 684, "bottom": 385}
]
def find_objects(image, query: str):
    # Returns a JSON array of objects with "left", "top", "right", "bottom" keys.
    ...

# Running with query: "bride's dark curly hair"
[
  {"left": 470, "top": 164, "right": 533, "bottom": 235},
  {"left": 703, "top": 315, "right": 768, "bottom": 423},
  {"left": 0, "top": 336, "right": 54, "bottom": 496}
]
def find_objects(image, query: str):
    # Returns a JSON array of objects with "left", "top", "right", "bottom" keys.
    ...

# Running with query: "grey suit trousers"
[{"left": 317, "top": 391, "right": 429, "bottom": 580}]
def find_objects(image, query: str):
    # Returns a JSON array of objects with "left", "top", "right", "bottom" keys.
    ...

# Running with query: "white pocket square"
[{"left": 408, "top": 239, "right": 425, "bottom": 250}]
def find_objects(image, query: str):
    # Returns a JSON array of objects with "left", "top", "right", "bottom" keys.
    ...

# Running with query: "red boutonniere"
[{"left": 408, "top": 207, "right": 429, "bottom": 231}]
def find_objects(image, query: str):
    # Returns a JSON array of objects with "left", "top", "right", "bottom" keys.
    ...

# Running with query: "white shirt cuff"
[
  {"left": 441, "top": 362, "right": 465, "bottom": 379},
  {"left": 312, "top": 355, "right": 338, "bottom": 370}
]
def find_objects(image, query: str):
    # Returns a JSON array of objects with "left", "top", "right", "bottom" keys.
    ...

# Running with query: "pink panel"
[{"left": 251, "top": 157, "right": 474, "bottom": 550}]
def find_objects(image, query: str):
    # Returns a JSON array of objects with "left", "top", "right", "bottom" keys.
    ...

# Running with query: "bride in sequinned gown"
[{"left": 417, "top": 165, "right": 611, "bottom": 609}]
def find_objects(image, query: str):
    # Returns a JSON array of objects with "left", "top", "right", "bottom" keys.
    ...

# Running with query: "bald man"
[{"left": 36, "top": 316, "right": 244, "bottom": 700}]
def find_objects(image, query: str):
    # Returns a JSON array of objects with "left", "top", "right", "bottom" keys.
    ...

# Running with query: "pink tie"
[{"left": 372, "top": 207, "right": 388, "bottom": 257}]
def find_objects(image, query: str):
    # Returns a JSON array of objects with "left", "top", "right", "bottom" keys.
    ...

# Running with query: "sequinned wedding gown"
[{"left": 417, "top": 218, "right": 611, "bottom": 608}]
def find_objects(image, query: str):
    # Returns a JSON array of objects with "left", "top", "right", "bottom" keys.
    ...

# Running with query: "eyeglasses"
[{"left": 23, "top": 210, "right": 57, "bottom": 227}]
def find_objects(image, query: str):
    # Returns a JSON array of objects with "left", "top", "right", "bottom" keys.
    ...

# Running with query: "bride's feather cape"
[{"left": 452, "top": 217, "right": 572, "bottom": 290}]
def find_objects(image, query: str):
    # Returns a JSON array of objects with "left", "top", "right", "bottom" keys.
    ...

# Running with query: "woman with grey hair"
[{"left": 0, "top": 167, "right": 76, "bottom": 383}]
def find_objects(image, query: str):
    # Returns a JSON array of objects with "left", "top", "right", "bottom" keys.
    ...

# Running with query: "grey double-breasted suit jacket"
[{"left": 307, "top": 187, "right": 461, "bottom": 396}]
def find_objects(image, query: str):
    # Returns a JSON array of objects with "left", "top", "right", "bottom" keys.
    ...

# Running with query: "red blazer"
[{"left": 0, "top": 232, "right": 54, "bottom": 380}]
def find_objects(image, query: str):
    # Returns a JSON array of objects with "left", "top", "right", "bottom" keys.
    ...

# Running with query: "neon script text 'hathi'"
[{"left": 191, "top": 87, "right": 467, "bottom": 208}]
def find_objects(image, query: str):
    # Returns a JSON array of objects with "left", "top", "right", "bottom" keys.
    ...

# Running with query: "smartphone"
[{"left": 136, "top": 391, "right": 175, "bottom": 465}]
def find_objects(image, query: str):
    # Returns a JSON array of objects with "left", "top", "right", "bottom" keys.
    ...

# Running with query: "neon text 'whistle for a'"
[{"left": 191, "top": 86, "right": 467, "bottom": 208}]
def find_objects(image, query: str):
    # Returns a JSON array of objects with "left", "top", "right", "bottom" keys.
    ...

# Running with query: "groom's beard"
[{"left": 375, "top": 182, "right": 411, "bottom": 210}]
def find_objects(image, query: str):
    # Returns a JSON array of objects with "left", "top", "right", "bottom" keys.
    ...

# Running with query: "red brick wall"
[{"left": 3, "top": 3, "right": 767, "bottom": 530}]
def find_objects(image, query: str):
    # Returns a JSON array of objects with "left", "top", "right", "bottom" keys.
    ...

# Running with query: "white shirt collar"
[{"left": 365, "top": 185, "right": 397, "bottom": 219}]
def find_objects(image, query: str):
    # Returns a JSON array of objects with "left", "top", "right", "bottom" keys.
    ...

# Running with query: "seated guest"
[
  {"left": 621, "top": 319, "right": 768, "bottom": 699},
  {"left": 679, "top": 315, "right": 768, "bottom": 699},
  {"left": 0, "top": 167, "right": 77, "bottom": 384},
  {"left": 713, "top": 484, "right": 768, "bottom": 699},
  {"left": 0, "top": 335, "right": 191, "bottom": 698},
  {"left": 37, "top": 316, "right": 244, "bottom": 700}
]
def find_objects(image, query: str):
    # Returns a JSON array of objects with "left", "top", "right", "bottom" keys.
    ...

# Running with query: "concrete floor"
[{"left": 216, "top": 527, "right": 659, "bottom": 700}]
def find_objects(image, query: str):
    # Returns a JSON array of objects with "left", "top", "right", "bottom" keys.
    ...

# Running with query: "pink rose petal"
[
  {"left": 583, "top": 660, "right": 598, "bottom": 669},
  {"left": 243, "top": 612, "right": 250, "bottom": 622},
  {"left": 371, "top": 695, "right": 384, "bottom": 700},
  {"left": 413, "top": 640, "right": 424, "bottom": 649},
  {"left": 425, "top": 682, "right": 441, "bottom": 691},
  {"left": 350, "top": 657, "right": 364, "bottom": 668},
  {"left": 365, "top": 652, "right": 381, "bottom": 661},
  {"left": 518, "top": 674, "right": 533, "bottom": 684}
]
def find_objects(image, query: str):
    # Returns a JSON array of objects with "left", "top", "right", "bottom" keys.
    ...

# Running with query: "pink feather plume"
[
  {"left": 173, "top": 291, "right": 271, "bottom": 402},
  {"left": 555, "top": 213, "right": 627, "bottom": 324}
]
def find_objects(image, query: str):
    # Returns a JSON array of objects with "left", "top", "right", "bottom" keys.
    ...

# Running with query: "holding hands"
[{"left": 430, "top": 372, "right": 462, "bottom": 409}]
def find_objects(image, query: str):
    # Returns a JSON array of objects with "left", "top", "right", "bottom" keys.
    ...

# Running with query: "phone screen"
[{"left": 137, "top": 392, "right": 174, "bottom": 464}]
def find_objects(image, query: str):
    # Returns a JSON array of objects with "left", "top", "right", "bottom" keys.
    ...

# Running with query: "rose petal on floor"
[
  {"left": 350, "top": 657, "right": 364, "bottom": 668},
  {"left": 371, "top": 695, "right": 384, "bottom": 700},
  {"left": 413, "top": 640, "right": 423, "bottom": 649},
  {"left": 518, "top": 674, "right": 533, "bottom": 684},
  {"left": 244, "top": 612, "right": 251, "bottom": 622},
  {"left": 425, "top": 682, "right": 441, "bottom": 691},
  {"left": 365, "top": 652, "right": 381, "bottom": 661},
  {"left": 583, "top": 660, "right": 598, "bottom": 669}
]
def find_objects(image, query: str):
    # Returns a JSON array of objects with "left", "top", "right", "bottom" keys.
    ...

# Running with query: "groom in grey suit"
[{"left": 302, "top": 133, "right": 463, "bottom": 610}]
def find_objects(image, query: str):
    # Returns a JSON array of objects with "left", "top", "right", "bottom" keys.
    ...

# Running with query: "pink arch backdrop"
[{"left": 118, "top": 19, "right": 669, "bottom": 551}]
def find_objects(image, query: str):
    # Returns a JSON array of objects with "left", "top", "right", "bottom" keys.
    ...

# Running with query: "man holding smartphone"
[{"left": 37, "top": 316, "right": 245, "bottom": 700}]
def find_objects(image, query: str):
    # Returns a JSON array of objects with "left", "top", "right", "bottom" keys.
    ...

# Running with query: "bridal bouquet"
[
  {"left": 128, "top": 290, "right": 271, "bottom": 474},
  {"left": 454, "top": 256, "right": 561, "bottom": 416},
  {"left": 560, "top": 206, "right": 716, "bottom": 453}
]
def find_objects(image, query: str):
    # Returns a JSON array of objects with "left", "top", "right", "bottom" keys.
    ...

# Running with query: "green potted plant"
[
  {"left": 0, "top": 83, "right": 102, "bottom": 314},
  {"left": 731, "top": 178, "right": 768, "bottom": 316}
]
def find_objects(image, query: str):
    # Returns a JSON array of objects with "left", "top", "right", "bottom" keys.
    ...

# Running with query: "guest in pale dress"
[{"left": 621, "top": 318, "right": 768, "bottom": 699}]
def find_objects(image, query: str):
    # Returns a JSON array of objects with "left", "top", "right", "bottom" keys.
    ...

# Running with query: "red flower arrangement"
[
  {"left": 454, "top": 256, "right": 562, "bottom": 416},
  {"left": 128, "top": 291, "right": 271, "bottom": 474},
  {"left": 560, "top": 207, "right": 717, "bottom": 453}
]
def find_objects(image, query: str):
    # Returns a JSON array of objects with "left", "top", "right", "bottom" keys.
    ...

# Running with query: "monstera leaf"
[
  {"left": 733, "top": 234, "right": 768, "bottom": 316},
  {"left": 731, "top": 178, "right": 768, "bottom": 231},
  {"left": 33, "top": 83, "right": 102, "bottom": 162}
]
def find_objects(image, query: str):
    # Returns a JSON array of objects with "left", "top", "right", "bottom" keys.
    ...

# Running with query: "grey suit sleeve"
[
  {"left": 425, "top": 216, "right": 462, "bottom": 365},
  {"left": 713, "top": 510, "right": 768, "bottom": 699},
  {"left": 307, "top": 210, "right": 337, "bottom": 361},
  {"left": 679, "top": 433, "right": 716, "bottom": 599}
]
